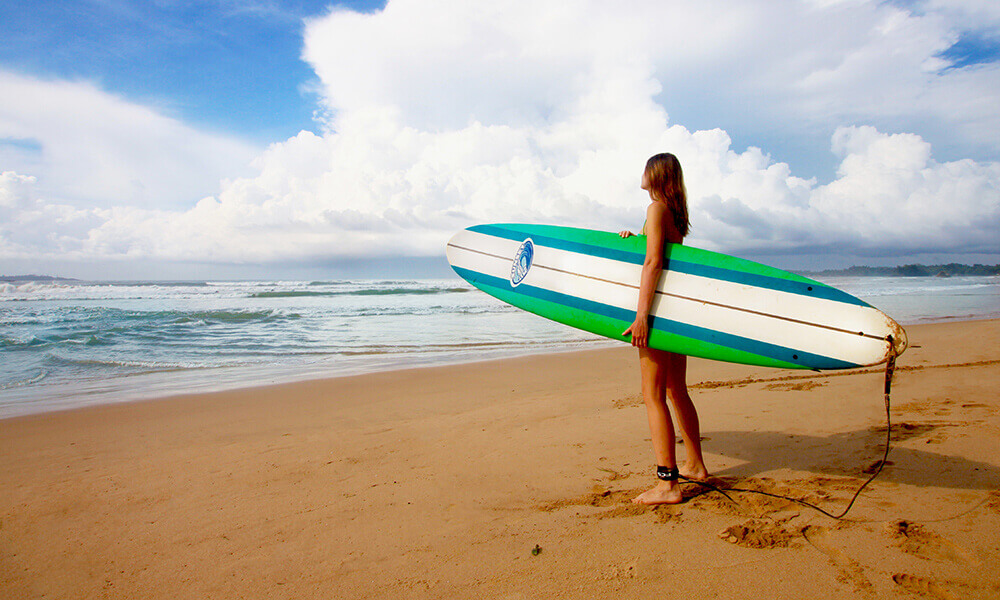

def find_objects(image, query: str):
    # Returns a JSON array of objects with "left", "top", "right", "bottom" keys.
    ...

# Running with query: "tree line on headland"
[
  {"left": 1, "top": 275, "right": 80, "bottom": 283},
  {"left": 806, "top": 264, "right": 1000, "bottom": 277}
]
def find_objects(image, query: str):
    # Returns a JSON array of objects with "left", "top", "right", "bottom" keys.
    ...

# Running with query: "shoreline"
[
  {"left": 2, "top": 319, "right": 999, "bottom": 598},
  {"left": 3, "top": 314, "right": 996, "bottom": 421},
  {"left": 0, "top": 336, "right": 620, "bottom": 420}
]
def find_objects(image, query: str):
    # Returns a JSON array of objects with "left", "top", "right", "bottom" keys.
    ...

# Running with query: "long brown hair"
[{"left": 644, "top": 153, "right": 689, "bottom": 238}]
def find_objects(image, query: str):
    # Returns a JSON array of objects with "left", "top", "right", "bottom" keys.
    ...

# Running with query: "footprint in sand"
[
  {"left": 612, "top": 394, "right": 642, "bottom": 409},
  {"left": 689, "top": 476, "right": 838, "bottom": 517},
  {"left": 717, "top": 518, "right": 800, "bottom": 549},
  {"left": 537, "top": 487, "right": 681, "bottom": 523},
  {"left": 988, "top": 491, "right": 1000, "bottom": 514},
  {"left": 595, "top": 467, "right": 632, "bottom": 481},
  {"left": 802, "top": 525, "right": 875, "bottom": 598},
  {"left": 871, "top": 421, "right": 962, "bottom": 446},
  {"left": 892, "top": 573, "right": 959, "bottom": 600},
  {"left": 763, "top": 380, "right": 825, "bottom": 392},
  {"left": 886, "top": 520, "right": 978, "bottom": 565}
]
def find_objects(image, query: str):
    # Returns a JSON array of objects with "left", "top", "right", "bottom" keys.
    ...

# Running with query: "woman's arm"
[{"left": 623, "top": 202, "right": 667, "bottom": 347}]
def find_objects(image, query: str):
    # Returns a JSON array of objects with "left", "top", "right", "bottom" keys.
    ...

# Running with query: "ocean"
[{"left": 2, "top": 274, "right": 998, "bottom": 418}]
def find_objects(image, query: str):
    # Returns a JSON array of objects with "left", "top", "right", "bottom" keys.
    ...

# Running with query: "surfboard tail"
[{"left": 888, "top": 319, "right": 908, "bottom": 361}]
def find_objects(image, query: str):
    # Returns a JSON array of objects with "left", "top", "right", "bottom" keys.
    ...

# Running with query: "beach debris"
[{"left": 531, "top": 544, "right": 542, "bottom": 556}]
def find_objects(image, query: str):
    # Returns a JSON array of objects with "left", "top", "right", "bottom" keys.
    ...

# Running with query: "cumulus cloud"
[
  {"left": 696, "top": 126, "right": 1000, "bottom": 254},
  {"left": 1, "top": 0, "right": 998, "bottom": 268},
  {"left": 0, "top": 71, "right": 258, "bottom": 209},
  {"left": 0, "top": 171, "right": 102, "bottom": 258}
]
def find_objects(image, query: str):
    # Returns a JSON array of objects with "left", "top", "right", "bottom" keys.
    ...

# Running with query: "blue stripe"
[
  {"left": 453, "top": 266, "right": 858, "bottom": 370},
  {"left": 469, "top": 224, "right": 868, "bottom": 307},
  {"left": 471, "top": 224, "right": 644, "bottom": 264}
]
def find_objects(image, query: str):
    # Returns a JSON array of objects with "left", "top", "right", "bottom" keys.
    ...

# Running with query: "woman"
[{"left": 620, "top": 153, "right": 709, "bottom": 505}]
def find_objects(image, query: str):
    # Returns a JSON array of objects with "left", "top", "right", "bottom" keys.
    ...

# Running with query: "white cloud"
[
  {"left": 0, "top": 172, "right": 102, "bottom": 258},
  {"left": 696, "top": 126, "right": 999, "bottom": 254},
  {"left": 920, "top": 0, "right": 1000, "bottom": 29},
  {"left": 0, "top": 170, "right": 35, "bottom": 209},
  {"left": 0, "top": 71, "right": 258, "bottom": 209},
  {"left": 0, "top": 0, "right": 998, "bottom": 270}
]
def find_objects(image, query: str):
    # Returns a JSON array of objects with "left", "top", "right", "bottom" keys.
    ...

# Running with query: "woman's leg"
[
  {"left": 662, "top": 353, "right": 709, "bottom": 480},
  {"left": 632, "top": 347, "right": 683, "bottom": 504}
]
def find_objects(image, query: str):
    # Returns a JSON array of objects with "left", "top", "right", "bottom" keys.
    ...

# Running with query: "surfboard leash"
[{"left": 681, "top": 335, "right": 898, "bottom": 520}]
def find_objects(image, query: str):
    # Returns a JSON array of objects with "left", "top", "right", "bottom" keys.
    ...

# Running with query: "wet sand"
[{"left": 2, "top": 319, "right": 998, "bottom": 599}]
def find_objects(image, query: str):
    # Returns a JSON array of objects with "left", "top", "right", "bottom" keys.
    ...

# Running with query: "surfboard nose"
[{"left": 445, "top": 230, "right": 466, "bottom": 271}]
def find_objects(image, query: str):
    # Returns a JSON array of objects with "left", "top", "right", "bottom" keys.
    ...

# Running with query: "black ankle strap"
[{"left": 656, "top": 466, "right": 679, "bottom": 482}]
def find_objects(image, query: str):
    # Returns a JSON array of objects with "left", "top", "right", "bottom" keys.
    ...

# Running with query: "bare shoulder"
[
  {"left": 645, "top": 201, "right": 682, "bottom": 243},
  {"left": 645, "top": 201, "right": 668, "bottom": 226}
]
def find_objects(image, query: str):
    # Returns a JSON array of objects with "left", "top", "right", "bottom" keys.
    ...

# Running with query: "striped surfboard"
[{"left": 446, "top": 223, "right": 907, "bottom": 370}]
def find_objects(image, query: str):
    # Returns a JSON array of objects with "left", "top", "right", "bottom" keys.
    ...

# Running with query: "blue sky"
[
  {"left": 0, "top": 0, "right": 383, "bottom": 143},
  {"left": 0, "top": 0, "right": 998, "bottom": 279}
]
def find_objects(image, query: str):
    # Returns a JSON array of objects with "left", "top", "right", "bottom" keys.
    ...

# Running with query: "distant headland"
[
  {"left": 0, "top": 275, "right": 80, "bottom": 283},
  {"left": 804, "top": 264, "right": 1000, "bottom": 277}
]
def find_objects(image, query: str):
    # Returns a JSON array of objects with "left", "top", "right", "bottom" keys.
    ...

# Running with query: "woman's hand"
[
  {"left": 623, "top": 315, "right": 649, "bottom": 347},
  {"left": 619, "top": 230, "right": 634, "bottom": 238}
]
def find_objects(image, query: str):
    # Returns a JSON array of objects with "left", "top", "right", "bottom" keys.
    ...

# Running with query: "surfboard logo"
[{"left": 510, "top": 238, "right": 534, "bottom": 287}]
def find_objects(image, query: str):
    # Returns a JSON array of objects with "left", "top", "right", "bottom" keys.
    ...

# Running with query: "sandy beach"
[{"left": 2, "top": 319, "right": 998, "bottom": 599}]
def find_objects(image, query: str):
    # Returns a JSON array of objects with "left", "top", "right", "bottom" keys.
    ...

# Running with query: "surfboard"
[{"left": 446, "top": 223, "right": 907, "bottom": 370}]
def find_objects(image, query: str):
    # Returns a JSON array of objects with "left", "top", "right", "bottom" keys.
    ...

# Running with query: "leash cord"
[{"left": 682, "top": 336, "right": 897, "bottom": 520}]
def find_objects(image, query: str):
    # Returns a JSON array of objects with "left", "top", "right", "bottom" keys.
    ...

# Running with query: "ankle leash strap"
[{"left": 656, "top": 466, "right": 680, "bottom": 482}]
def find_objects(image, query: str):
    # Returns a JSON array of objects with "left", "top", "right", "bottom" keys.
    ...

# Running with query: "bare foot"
[
  {"left": 632, "top": 481, "right": 683, "bottom": 505},
  {"left": 679, "top": 463, "right": 709, "bottom": 481}
]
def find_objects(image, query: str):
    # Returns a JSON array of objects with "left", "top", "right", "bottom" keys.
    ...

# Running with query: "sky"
[{"left": 1, "top": 0, "right": 998, "bottom": 280}]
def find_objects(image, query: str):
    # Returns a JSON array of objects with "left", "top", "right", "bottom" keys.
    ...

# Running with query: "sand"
[{"left": 1, "top": 319, "right": 998, "bottom": 599}]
